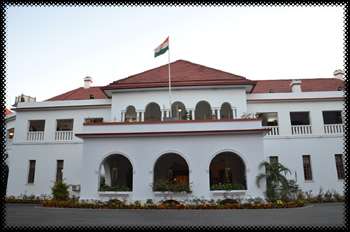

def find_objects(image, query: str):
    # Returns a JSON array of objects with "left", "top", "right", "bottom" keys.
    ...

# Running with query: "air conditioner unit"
[{"left": 71, "top": 185, "right": 81, "bottom": 192}]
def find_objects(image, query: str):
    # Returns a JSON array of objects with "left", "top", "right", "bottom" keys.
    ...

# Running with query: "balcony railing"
[
  {"left": 27, "top": 131, "right": 44, "bottom": 141},
  {"left": 263, "top": 126, "right": 279, "bottom": 136},
  {"left": 324, "top": 124, "right": 344, "bottom": 134},
  {"left": 291, "top": 125, "right": 312, "bottom": 135},
  {"left": 55, "top": 131, "right": 73, "bottom": 141}
]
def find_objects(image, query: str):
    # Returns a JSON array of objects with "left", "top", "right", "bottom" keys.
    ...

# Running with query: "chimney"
[
  {"left": 333, "top": 69, "right": 344, "bottom": 80},
  {"left": 290, "top": 79, "right": 302, "bottom": 93},
  {"left": 84, "top": 76, "right": 93, "bottom": 89},
  {"left": 13, "top": 94, "right": 36, "bottom": 106}
]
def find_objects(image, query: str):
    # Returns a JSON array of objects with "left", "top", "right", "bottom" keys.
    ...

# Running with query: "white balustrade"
[
  {"left": 324, "top": 124, "right": 344, "bottom": 134},
  {"left": 27, "top": 131, "right": 44, "bottom": 141},
  {"left": 55, "top": 131, "right": 73, "bottom": 141},
  {"left": 263, "top": 126, "right": 280, "bottom": 136},
  {"left": 291, "top": 125, "right": 312, "bottom": 135}
]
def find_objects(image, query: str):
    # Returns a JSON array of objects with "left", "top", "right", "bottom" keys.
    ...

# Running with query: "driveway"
[{"left": 5, "top": 202, "right": 344, "bottom": 227}]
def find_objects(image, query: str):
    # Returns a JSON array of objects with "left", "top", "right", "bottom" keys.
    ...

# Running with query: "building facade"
[{"left": 5, "top": 60, "right": 345, "bottom": 202}]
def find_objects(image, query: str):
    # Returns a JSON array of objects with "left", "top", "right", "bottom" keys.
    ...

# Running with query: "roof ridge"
[{"left": 253, "top": 77, "right": 338, "bottom": 81}]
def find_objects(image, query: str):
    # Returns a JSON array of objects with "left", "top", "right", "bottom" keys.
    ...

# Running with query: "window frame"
[
  {"left": 27, "top": 160, "right": 36, "bottom": 184},
  {"left": 290, "top": 111, "right": 311, "bottom": 126},
  {"left": 302, "top": 155, "right": 313, "bottom": 181}
]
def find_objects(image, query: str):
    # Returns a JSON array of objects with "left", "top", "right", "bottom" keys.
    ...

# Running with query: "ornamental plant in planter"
[
  {"left": 153, "top": 179, "right": 191, "bottom": 193},
  {"left": 99, "top": 184, "right": 131, "bottom": 192},
  {"left": 210, "top": 183, "right": 245, "bottom": 191}
]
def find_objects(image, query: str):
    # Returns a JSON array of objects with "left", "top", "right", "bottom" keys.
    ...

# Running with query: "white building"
[{"left": 5, "top": 60, "right": 345, "bottom": 202}]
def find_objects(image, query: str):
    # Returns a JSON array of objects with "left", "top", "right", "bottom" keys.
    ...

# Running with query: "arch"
[
  {"left": 195, "top": 101, "right": 212, "bottom": 120},
  {"left": 209, "top": 151, "right": 247, "bottom": 190},
  {"left": 125, "top": 105, "right": 137, "bottom": 122},
  {"left": 220, "top": 102, "right": 233, "bottom": 120},
  {"left": 99, "top": 154, "right": 133, "bottom": 191},
  {"left": 144, "top": 102, "right": 161, "bottom": 121},
  {"left": 153, "top": 153, "right": 190, "bottom": 192},
  {"left": 171, "top": 101, "right": 187, "bottom": 120}
]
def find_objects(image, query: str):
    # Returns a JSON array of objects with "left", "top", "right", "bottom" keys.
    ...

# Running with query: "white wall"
[
  {"left": 13, "top": 107, "right": 111, "bottom": 143},
  {"left": 80, "top": 133, "right": 266, "bottom": 202},
  {"left": 6, "top": 143, "right": 82, "bottom": 197},
  {"left": 111, "top": 87, "right": 247, "bottom": 121},
  {"left": 247, "top": 100, "right": 344, "bottom": 135}
]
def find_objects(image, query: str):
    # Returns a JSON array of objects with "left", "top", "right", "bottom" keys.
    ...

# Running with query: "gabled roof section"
[
  {"left": 251, "top": 78, "right": 344, "bottom": 93},
  {"left": 103, "top": 60, "right": 256, "bottom": 90},
  {"left": 46, "top": 87, "right": 108, "bottom": 101}
]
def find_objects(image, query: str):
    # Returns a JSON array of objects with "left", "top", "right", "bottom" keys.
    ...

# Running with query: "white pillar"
[
  {"left": 190, "top": 109, "right": 195, "bottom": 120},
  {"left": 121, "top": 111, "right": 125, "bottom": 122},
  {"left": 161, "top": 110, "right": 165, "bottom": 121},
  {"left": 141, "top": 111, "right": 144, "bottom": 122}
]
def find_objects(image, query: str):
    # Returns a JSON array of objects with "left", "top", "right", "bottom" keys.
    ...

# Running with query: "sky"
[{"left": 6, "top": 6, "right": 344, "bottom": 108}]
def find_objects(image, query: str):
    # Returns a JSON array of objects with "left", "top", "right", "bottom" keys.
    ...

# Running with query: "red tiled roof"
[
  {"left": 251, "top": 78, "right": 344, "bottom": 93},
  {"left": 5, "top": 108, "right": 13, "bottom": 116},
  {"left": 103, "top": 60, "right": 255, "bottom": 90},
  {"left": 46, "top": 87, "right": 108, "bottom": 101}
]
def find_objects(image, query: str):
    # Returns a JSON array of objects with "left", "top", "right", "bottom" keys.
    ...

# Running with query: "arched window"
[
  {"left": 171, "top": 101, "right": 187, "bottom": 120},
  {"left": 195, "top": 101, "right": 212, "bottom": 120},
  {"left": 153, "top": 153, "right": 190, "bottom": 192},
  {"left": 144, "top": 102, "right": 161, "bottom": 121},
  {"left": 99, "top": 154, "right": 133, "bottom": 191},
  {"left": 209, "top": 152, "right": 246, "bottom": 190},
  {"left": 125, "top": 105, "right": 137, "bottom": 122},
  {"left": 220, "top": 102, "right": 233, "bottom": 120}
]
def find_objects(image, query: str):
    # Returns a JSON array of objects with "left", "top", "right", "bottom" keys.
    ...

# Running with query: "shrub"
[
  {"left": 146, "top": 199, "right": 153, "bottom": 205},
  {"left": 51, "top": 181, "right": 69, "bottom": 201},
  {"left": 324, "top": 190, "right": 333, "bottom": 202}
]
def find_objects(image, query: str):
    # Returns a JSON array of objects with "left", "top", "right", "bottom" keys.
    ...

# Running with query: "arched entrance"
[
  {"left": 171, "top": 101, "right": 187, "bottom": 120},
  {"left": 153, "top": 153, "right": 190, "bottom": 192},
  {"left": 195, "top": 101, "right": 212, "bottom": 120},
  {"left": 144, "top": 102, "right": 161, "bottom": 121},
  {"left": 99, "top": 154, "right": 133, "bottom": 191},
  {"left": 209, "top": 152, "right": 246, "bottom": 190},
  {"left": 220, "top": 102, "right": 233, "bottom": 120}
]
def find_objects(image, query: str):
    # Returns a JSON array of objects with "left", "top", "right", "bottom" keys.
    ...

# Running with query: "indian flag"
[{"left": 154, "top": 37, "right": 169, "bottom": 58}]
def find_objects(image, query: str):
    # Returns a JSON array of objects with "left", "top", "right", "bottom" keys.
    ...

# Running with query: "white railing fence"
[
  {"left": 263, "top": 126, "right": 280, "bottom": 136},
  {"left": 27, "top": 131, "right": 44, "bottom": 141},
  {"left": 291, "top": 125, "right": 312, "bottom": 135},
  {"left": 324, "top": 124, "right": 344, "bottom": 134},
  {"left": 55, "top": 131, "right": 73, "bottom": 141}
]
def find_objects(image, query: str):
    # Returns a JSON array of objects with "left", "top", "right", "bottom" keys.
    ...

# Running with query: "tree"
[{"left": 256, "top": 161, "right": 291, "bottom": 201}]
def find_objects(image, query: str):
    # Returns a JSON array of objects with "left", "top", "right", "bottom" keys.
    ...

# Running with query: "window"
[
  {"left": 290, "top": 112, "right": 310, "bottom": 125},
  {"left": 27, "top": 160, "right": 36, "bottom": 184},
  {"left": 269, "top": 156, "right": 279, "bottom": 164},
  {"left": 56, "top": 119, "right": 73, "bottom": 131},
  {"left": 89, "top": 94, "right": 95, "bottom": 99},
  {"left": 323, "top": 111, "right": 343, "bottom": 124},
  {"left": 334, "top": 154, "right": 344, "bottom": 180},
  {"left": 84, "top": 118, "right": 103, "bottom": 124},
  {"left": 28, "top": 120, "right": 45, "bottom": 131},
  {"left": 256, "top": 112, "right": 278, "bottom": 126},
  {"left": 56, "top": 160, "right": 64, "bottom": 182},
  {"left": 302, "top": 155, "right": 313, "bottom": 181}
]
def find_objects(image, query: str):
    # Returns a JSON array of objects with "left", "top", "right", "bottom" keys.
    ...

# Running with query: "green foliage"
[
  {"left": 51, "top": 181, "right": 69, "bottom": 201},
  {"left": 153, "top": 179, "right": 191, "bottom": 193},
  {"left": 210, "top": 183, "right": 245, "bottom": 190},
  {"left": 256, "top": 161, "right": 292, "bottom": 201},
  {"left": 146, "top": 199, "right": 154, "bottom": 205},
  {"left": 99, "top": 184, "right": 131, "bottom": 192}
]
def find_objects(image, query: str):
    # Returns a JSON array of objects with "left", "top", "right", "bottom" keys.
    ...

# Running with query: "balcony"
[
  {"left": 263, "top": 126, "right": 279, "bottom": 136},
  {"left": 291, "top": 125, "right": 312, "bottom": 135},
  {"left": 77, "top": 119, "right": 268, "bottom": 139},
  {"left": 324, "top": 124, "right": 344, "bottom": 134},
  {"left": 27, "top": 131, "right": 44, "bottom": 141},
  {"left": 55, "top": 131, "right": 73, "bottom": 141}
]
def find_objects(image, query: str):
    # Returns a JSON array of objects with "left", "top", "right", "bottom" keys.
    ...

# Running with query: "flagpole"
[{"left": 168, "top": 39, "right": 172, "bottom": 118}]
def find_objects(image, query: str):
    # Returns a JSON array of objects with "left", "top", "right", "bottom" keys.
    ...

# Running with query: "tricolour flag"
[{"left": 154, "top": 37, "right": 169, "bottom": 58}]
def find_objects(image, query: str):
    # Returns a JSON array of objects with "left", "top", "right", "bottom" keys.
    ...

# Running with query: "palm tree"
[{"left": 256, "top": 161, "right": 291, "bottom": 201}]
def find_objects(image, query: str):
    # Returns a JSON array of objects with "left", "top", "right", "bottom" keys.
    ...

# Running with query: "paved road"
[{"left": 5, "top": 202, "right": 344, "bottom": 227}]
